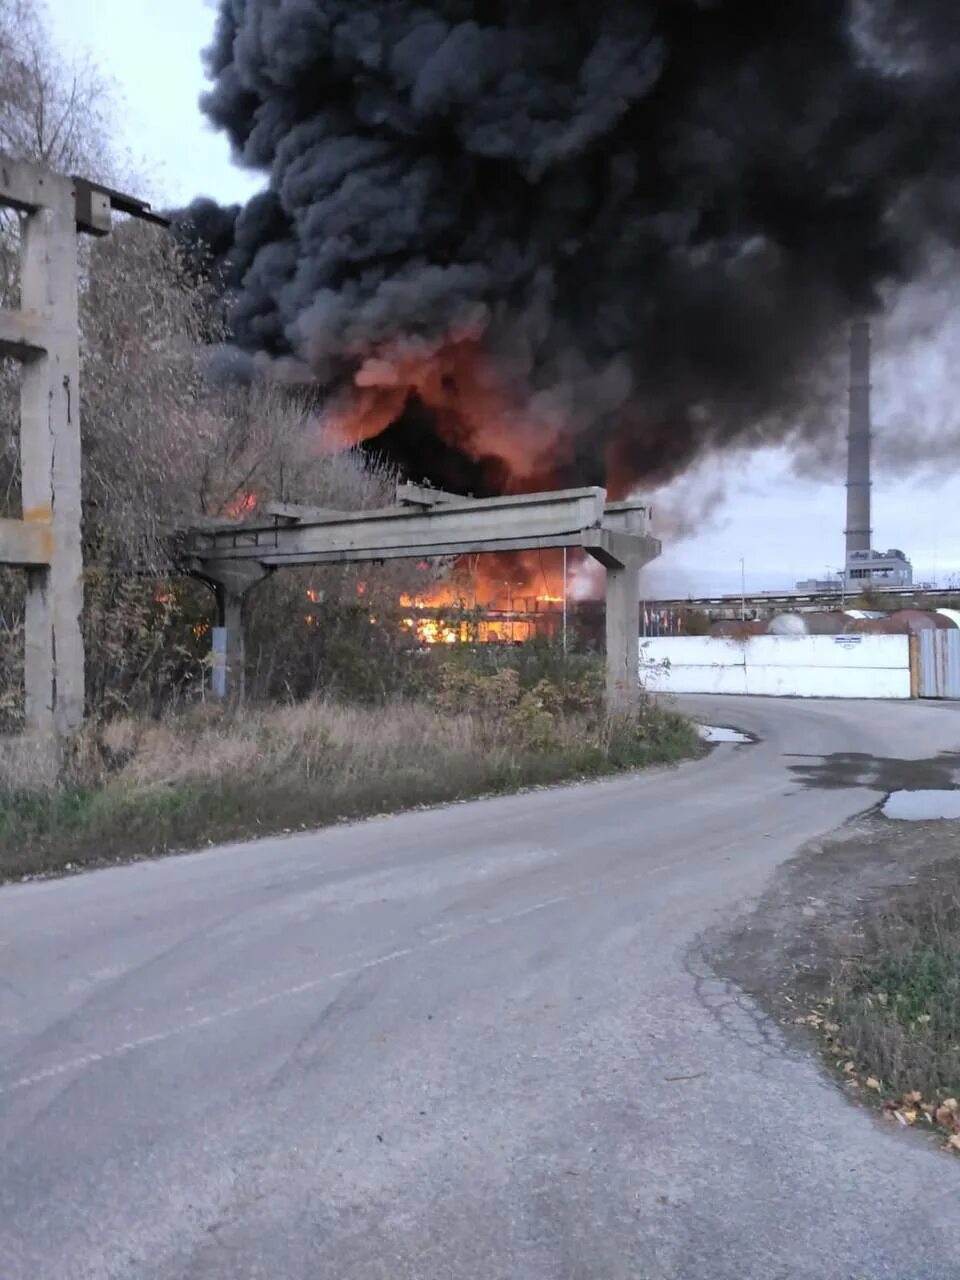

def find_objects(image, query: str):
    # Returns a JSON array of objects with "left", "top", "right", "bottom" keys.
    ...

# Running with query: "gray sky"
[{"left": 47, "top": 0, "right": 960, "bottom": 596}]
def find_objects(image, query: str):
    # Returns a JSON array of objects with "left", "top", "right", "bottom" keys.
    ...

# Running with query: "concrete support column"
[
  {"left": 19, "top": 176, "right": 84, "bottom": 735},
  {"left": 605, "top": 558, "right": 641, "bottom": 708},
  {"left": 583, "top": 527, "right": 659, "bottom": 710},
  {"left": 200, "top": 564, "right": 270, "bottom": 702},
  {"left": 212, "top": 588, "right": 247, "bottom": 702}
]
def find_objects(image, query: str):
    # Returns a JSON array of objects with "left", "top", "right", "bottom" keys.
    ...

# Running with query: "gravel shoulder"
[{"left": 705, "top": 808, "right": 960, "bottom": 1028}]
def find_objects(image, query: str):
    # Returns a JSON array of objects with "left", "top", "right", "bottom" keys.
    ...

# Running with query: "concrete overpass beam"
[{"left": 0, "top": 517, "right": 53, "bottom": 567}]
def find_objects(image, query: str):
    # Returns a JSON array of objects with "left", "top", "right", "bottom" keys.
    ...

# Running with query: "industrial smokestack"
[{"left": 846, "top": 320, "right": 872, "bottom": 558}]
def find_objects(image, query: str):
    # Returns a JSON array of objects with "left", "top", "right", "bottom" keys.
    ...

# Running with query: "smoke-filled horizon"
[{"left": 186, "top": 0, "right": 960, "bottom": 497}]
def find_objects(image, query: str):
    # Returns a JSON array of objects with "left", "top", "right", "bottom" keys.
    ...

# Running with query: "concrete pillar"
[
  {"left": 18, "top": 174, "right": 84, "bottom": 735},
  {"left": 200, "top": 564, "right": 269, "bottom": 702},
  {"left": 605, "top": 558, "right": 641, "bottom": 708},
  {"left": 212, "top": 587, "right": 247, "bottom": 702},
  {"left": 583, "top": 527, "right": 658, "bottom": 710}
]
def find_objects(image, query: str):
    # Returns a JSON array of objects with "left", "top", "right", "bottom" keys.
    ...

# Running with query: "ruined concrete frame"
[
  {"left": 0, "top": 158, "right": 110, "bottom": 736},
  {"left": 183, "top": 485, "right": 661, "bottom": 707}
]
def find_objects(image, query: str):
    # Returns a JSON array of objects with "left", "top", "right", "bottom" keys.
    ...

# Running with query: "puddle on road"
[
  {"left": 697, "top": 724, "right": 753, "bottom": 745},
  {"left": 882, "top": 790, "right": 960, "bottom": 821},
  {"left": 787, "top": 751, "right": 960, "bottom": 793}
]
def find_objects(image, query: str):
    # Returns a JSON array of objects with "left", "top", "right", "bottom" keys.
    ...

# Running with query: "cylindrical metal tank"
[
  {"left": 884, "top": 610, "right": 952, "bottom": 634},
  {"left": 767, "top": 613, "right": 808, "bottom": 635}
]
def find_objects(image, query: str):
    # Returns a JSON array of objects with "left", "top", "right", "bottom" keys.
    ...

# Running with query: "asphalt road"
[{"left": 3, "top": 696, "right": 960, "bottom": 1279}]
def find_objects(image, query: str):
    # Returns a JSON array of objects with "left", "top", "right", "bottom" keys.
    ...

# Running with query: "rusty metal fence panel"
[{"left": 918, "top": 630, "right": 960, "bottom": 699}]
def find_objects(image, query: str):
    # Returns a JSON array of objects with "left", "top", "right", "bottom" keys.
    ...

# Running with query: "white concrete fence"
[{"left": 638, "top": 634, "right": 913, "bottom": 699}]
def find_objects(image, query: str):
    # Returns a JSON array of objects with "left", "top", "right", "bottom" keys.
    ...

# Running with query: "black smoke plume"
[{"left": 194, "top": 0, "right": 960, "bottom": 495}]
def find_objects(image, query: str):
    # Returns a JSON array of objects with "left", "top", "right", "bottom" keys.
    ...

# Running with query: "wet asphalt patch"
[{"left": 785, "top": 751, "right": 960, "bottom": 794}]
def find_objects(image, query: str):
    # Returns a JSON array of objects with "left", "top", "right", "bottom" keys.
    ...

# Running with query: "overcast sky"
[{"left": 47, "top": 0, "right": 960, "bottom": 596}]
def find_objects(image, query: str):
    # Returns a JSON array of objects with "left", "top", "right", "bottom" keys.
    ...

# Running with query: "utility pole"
[{"left": 739, "top": 556, "right": 746, "bottom": 621}]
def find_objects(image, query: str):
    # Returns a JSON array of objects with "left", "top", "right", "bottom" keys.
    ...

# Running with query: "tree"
[
  {"left": 0, "top": 0, "right": 445, "bottom": 726},
  {"left": 0, "top": 0, "right": 114, "bottom": 178}
]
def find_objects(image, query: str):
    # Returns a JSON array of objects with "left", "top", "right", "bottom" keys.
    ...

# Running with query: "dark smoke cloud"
[
  {"left": 196, "top": 0, "right": 960, "bottom": 493},
  {"left": 171, "top": 197, "right": 241, "bottom": 285}
]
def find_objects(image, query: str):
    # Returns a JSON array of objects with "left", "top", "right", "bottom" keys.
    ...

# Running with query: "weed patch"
[
  {"left": 0, "top": 688, "right": 699, "bottom": 880},
  {"left": 796, "top": 863, "right": 960, "bottom": 1151}
]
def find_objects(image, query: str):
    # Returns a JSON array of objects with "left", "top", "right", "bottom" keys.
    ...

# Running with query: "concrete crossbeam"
[
  {"left": 216, "top": 528, "right": 658, "bottom": 570},
  {"left": 0, "top": 518, "right": 53, "bottom": 567},
  {"left": 0, "top": 308, "right": 51, "bottom": 359},
  {"left": 205, "top": 532, "right": 586, "bottom": 570},
  {"left": 0, "top": 156, "right": 51, "bottom": 212},
  {"left": 396, "top": 482, "right": 462, "bottom": 507},
  {"left": 261, "top": 501, "right": 348, "bottom": 524},
  {"left": 582, "top": 528, "right": 660, "bottom": 570},
  {"left": 601, "top": 500, "right": 652, "bottom": 537},
  {"left": 188, "top": 487, "right": 608, "bottom": 565}
]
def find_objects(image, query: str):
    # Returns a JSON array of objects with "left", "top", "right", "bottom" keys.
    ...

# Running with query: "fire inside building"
[
  {"left": 284, "top": 316, "right": 926, "bottom": 651},
  {"left": 387, "top": 319, "right": 924, "bottom": 646},
  {"left": 211, "top": 314, "right": 936, "bottom": 653}
]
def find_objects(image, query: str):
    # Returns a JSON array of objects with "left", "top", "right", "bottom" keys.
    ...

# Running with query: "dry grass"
[
  {"left": 0, "top": 694, "right": 698, "bottom": 880},
  {"left": 0, "top": 731, "right": 62, "bottom": 791}
]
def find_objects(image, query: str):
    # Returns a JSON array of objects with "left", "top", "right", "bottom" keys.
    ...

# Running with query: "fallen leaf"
[
  {"left": 876, "top": 992, "right": 888, "bottom": 1006},
  {"left": 948, "top": 1135, "right": 960, "bottom": 1151},
  {"left": 902, "top": 1109, "right": 918, "bottom": 1125},
  {"left": 905, "top": 1091, "right": 923, "bottom": 1105},
  {"left": 824, "top": 1022, "right": 840, "bottom": 1034},
  {"left": 866, "top": 1077, "right": 882, "bottom": 1091},
  {"left": 936, "top": 1106, "right": 955, "bottom": 1127},
  {"left": 843, "top": 1061, "right": 856, "bottom": 1074},
  {"left": 917, "top": 1014, "right": 932, "bottom": 1025},
  {"left": 943, "top": 1098, "right": 959, "bottom": 1112}
]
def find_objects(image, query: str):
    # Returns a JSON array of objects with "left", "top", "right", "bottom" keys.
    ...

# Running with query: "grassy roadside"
[
  {"left": 0, "top": 684, "right": 699, "bottom": 881},
  {"left": 801, "top": 860, "right": 960, "bottom": 1152}
]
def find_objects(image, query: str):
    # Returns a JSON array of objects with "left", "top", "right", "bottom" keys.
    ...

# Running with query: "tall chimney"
[{"left": 845, "top": 319, "right": 872, "bottom": 557}]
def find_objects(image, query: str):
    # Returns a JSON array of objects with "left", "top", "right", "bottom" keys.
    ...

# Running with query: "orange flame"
[{"left": 220, "top": 491, "right": 258, "bottom": 520}]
